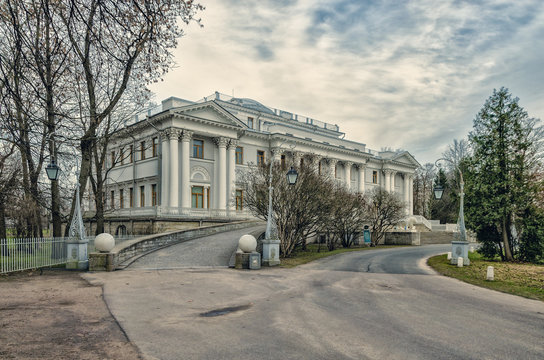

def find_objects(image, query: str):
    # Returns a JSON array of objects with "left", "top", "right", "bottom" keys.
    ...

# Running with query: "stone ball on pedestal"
[
  {"left": 238, "top": 234, "right": 257, "bottom": 253},
  {"left": 95, "top": 233, "right": 115, "bottom": 252}
]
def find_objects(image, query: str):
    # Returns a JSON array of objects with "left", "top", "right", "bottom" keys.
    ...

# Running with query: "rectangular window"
[
  {"left": 372, "top": 171, "right": 378, "bottom": 184},
  {"left": 111, "top": 151, "right": 115, "bottom": 167},
  {"left": 257, "top": 150, "right": 265, "bottom": 166},
  {"left": 129, "top": 188, "right": 134, "bottom": 207},
  {"left": 152, "top": 184, "right": 157, "bottom": 206},
  {"left": 281, "top": 155, "right": 286, "bottom": 170},
  {"left": 206, "top": 187, "right": 210, "bottom": 209},
  {"left": 235, "top": 146, "right": 243, "bottom": 164},
  {"left": 110, "top": 190, "right": 115, "bottom": 209},
  {"left": 129, "top": 145, "right": 134, "bottom": 163},
  {"left": 140, "top": 141, "right": 146, "bottom": 160},
  {"left": 192, "top": 186, "right": 204, "bottom": 208},
  {"left": 319, "top": 161, "right": 322, "bottom": 175},
  {"left": 193, "top": 139, "right": 203, "bottom": 158},
  {"left": 120, "top": 189, "right": 124, "bottom": 209},
  {"left": 236, "top": 190, "right": 243, "bottom": 210},
  {"left": 300, "top": 158, "right": 304, "bottom": 168},
  {"left": 140, "top": 186, "right": 145, "bottom": 207},
  {"left": 152, "top": 137, "right": 158, "bottom": 157},
  {"left": 248, "top": 117, "right": 254, "bottom": 129}
]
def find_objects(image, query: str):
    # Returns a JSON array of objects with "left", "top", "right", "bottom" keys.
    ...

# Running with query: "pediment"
[
  {"left": 391, "top": 151, "right": 420, "bottom": 167},
  {"left": 171, "top": 101, "right": 247, "bottom": 129}
]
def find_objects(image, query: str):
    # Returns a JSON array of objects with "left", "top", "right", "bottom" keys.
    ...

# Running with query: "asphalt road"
[{"left": 85, "top": 242, "right": 544, "bottom": 360}]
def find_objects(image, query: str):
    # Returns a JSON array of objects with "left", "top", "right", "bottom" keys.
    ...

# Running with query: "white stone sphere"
[
  {"left": 407, "top": 217, "right": 417, "bottom": 227},
  {"left": 238, "top": 234, "right": 257, "bottom": 253},
  {"left": 95, "top": 233, "right": 115, "bottom": 252}
]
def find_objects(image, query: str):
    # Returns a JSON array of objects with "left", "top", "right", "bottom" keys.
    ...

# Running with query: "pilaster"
[
  {"left": 180, "top": 130, "right": 193, "bottom": 209},
  {"left": 227, "top": 139, "right": 238, "bottom": 210},
  {"left": 167, "top": 128, "right": 181, "bottom": 208},
  {"left": 214, "top": 137, "right": 229, "bottom": 210}
]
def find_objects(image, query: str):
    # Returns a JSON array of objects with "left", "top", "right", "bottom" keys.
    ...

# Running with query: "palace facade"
[{"left": 98, "top": 92, "right": 420, "bottom": 232}]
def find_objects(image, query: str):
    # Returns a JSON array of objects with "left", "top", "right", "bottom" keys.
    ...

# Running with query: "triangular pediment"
[
  {"left": 170, "top": 101, "right": 248, "bottom": 129},
  {"left": 391, "top": 151, "right": 420, "bottom": 167}
]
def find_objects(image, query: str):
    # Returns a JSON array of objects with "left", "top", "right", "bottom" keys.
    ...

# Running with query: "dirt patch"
[{"left": 0, "top": 270, "right": 142, "bottom": 359}]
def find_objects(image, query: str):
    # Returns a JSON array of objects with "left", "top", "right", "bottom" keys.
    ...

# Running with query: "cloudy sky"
[{"left": 148, "top": 0, "right": 544, "bottom": 164}]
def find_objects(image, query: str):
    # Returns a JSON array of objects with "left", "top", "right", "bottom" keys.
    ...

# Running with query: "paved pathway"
[
  {"left": 84, "top": 245, "right": 544, "bottom": 360},
  {"left": 127, "top": 225, "right": 265, "bottom": 269}
]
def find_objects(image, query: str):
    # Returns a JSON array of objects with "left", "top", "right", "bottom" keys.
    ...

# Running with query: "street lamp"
[
  {"left": 434, "top": 159, "right": 469, "bottom": 265},
  {"left": 46, "top": 158, "right": 61, "bottom": 181},
  {"left": 286, "top": 167, "right": 298, "bottom": 185}
]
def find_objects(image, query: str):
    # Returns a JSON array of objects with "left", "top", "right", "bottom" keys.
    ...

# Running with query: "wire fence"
[{"left": 1, "top": 237, "right": 67, "bottom": 274}]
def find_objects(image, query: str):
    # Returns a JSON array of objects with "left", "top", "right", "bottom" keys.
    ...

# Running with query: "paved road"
[
  {"left": 127, "top": 225, "right": 265, "bottom": 269},
  {"left": 85, "top": 244, "right": 544, "bottom": 360}
]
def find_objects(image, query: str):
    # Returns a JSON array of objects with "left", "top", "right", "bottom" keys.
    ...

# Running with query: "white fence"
[{"left": 1, "top": 237, "right": 67, "bottom": 274}]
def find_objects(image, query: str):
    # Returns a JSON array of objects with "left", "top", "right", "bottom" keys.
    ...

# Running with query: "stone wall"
[
  {"left": 384, "top": 231, "right": 420, "bottom": 246},
  {"left": 89, "top": 220, "right": 263, "bottom": 271}
]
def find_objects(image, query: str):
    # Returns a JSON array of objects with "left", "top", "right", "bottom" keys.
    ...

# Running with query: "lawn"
[
  {"left": 280, "top": 243, "right": 407, "bottom": 268},
  {"left": 428, "top": 252, "right": 544, "bottom": 301}
]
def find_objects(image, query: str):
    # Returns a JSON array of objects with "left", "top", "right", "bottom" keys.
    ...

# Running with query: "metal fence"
[{"left": 0, "top": 237, "right": 67, "bottom": 274}]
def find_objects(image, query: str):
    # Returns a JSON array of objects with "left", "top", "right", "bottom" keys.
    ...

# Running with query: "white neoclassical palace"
[{"left": 102, "top": 92, "right": 420, "bottom": 224}]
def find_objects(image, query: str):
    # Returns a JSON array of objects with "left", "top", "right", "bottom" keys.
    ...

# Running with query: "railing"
[
  {"left": 111, "top": 206, "right": 253, "bottom": 219},
  {"left": 1, "top": 237, "right": 67, "bottom": 274},
  {"left": 412, "top": 215, "right": 432, "bottom": 231}
]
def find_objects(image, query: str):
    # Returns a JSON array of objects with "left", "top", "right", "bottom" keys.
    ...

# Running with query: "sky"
[{"left": 148, "top": 0, "right": 544, "bottom": 165}]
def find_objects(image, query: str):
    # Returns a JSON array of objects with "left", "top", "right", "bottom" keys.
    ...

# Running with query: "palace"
[{"left": 98, "top": 92, "right": 420, "bottom": 234}]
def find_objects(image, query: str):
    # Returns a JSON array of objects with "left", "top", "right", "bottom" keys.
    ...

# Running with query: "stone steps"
[{"left": 420, "top": 232, "right": 456, "bottom": 245}]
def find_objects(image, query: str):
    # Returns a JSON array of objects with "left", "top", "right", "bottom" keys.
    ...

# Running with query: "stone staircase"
[{"left": 420, "top": 231, "right": 456, "bottom": 245}]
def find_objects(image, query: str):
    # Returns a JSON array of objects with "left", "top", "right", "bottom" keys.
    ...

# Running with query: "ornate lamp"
[
  {"left": 45, "top": 159, "right": 60, "bottom": 180},
  {"left": 286, "top": 167, "right": 298, "bottom": 185}
]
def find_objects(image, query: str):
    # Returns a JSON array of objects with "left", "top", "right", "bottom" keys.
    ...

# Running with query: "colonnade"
[{"left": 160, "top": 128, "right": 238, "bottom": 211}]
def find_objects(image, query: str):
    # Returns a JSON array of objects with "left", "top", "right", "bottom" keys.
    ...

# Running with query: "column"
[
  {"left": 227, "top": 139, "right": 237, "bottom": 210},
  {"left": 329, "top": 158, "right": 338, "bottom": 180},
  {"left": 168, "top": 129, "right": 180, "bottom": 208},
  {"left": 292, "top": 152, "right": 302, "bottom": 168},
  {"left": 214, "top": 137, "right": 228, "bottom": 210},
  {"left": 160, "top": 130, "right": 170, "bottom": 207},
  {"left": 409, "top": 175, "right": 414, "bottom": 215},
  {"left": 404, "top": 173, "right": 410, "bottom": 215},
  {"left": 384, "top": 170, "right": 391, "bottom": 192},
  {"left": 344, "top": 162, "right": 352, "bottom": 190},
  {"left": 312, "top": 155, "right": 322, "bottom": 174},
  {"left": 358, "top": 164, "right": 366, "bottom": 193},
  {"left": 271, "top": 147, "right": 282, "bottom": 163},
  {"left": 391, "top": 171, "right": 397, "bottom": 193},
  {"left": 180, "top": 130, "right": 192, "bottom": 209}
]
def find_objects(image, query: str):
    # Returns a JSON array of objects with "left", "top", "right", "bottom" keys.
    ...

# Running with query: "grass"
[
  {"left": 428, "top": 252, "right": 544, "bottom": 301},
  {"left": 280, "top": 243, "right": 407, "bottom": 268}
]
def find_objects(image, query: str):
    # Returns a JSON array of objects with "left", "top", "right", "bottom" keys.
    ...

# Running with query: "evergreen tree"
[{"left": 466, "top": 87, "right": 542, "bottom": 261}]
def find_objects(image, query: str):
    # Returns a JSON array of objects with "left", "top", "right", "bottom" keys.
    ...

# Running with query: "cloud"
[{"left": 149, "top": 0, "right": 544, "bottom": 164}]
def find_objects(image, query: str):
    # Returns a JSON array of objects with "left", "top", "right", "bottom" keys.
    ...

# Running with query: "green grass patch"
[
  {"left": 428, "top": 252, "right": 544, "bottom": 301},
  {"left": 280, "top": 244, "right": 407, "bottom": 268}
]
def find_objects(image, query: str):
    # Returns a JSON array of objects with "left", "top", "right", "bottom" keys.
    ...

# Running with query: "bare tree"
[
  {"left": 364, "top": 187, "right": 405, "bottom": 246},
  {"left": 242, "top": 162, "right": 333, "bottom": 257}
]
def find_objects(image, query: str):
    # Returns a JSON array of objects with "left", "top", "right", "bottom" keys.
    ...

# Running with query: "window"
[
  {"left": 192, "top": 186, "right": 204, "bottom": 208},
  {"left": 372, "top": 170, "right": 378, "bottom": 184},
  {"left": 152, "top": 184, "right": 157, "bottom": 206},
  {"left": 193, "top": 139, "right": 203, "bottom": 158},
  {"left": 248, "top": 117, "right": 254, "bottom": 129},
  {"left": 111, "top": 151, "right": 115, "bottom": 167},
  {"left": 120, "top": 189, "right": 124, "bottom": 208},
  {"left": 110, "top": 190, "right": 115, "bottom": 209},
  {"left": 236, "top": 190, "right": 243, "bottom": 210},
  {"left": 129, "top": 188, "right": 134, "bottom": 207},
  {"left": 257, "top": 150, "right": 265, "bottom": 166},
  {"left": 281, "top": 155, "right": 286, "bottom": 170},
  {"left": 129, "top": 145, "right": 134, "bottom": 163},
  {"left": 235, "top": 146, "right": 243, "bottom": 164},
  {"left": 300, "top": 158, "right": 304, "bottom": 168},
  {"left": 140, "top": 141, "right": 146, "bottom": 160},
  {"left": 140, "top": 186, "right": 145, "bottom": 207},
  {"left": 152, "top": 137, "right": 158, "bottom": 157},
  {"left": 319, "top": 161, "right": 322, "bottom": 175}
]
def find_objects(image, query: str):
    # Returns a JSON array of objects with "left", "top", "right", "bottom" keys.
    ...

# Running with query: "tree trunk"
[{"left": 502, "top": 218, "right": 514, "bottom": 261}]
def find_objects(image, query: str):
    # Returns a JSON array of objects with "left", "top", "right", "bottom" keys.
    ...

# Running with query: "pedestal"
[
  {"left": 66, "top": 239, "right": 89, "bottom": 270},
  {"left": 262, "top": 239, "right": 280, "bottom": 266},
  {"left": 450, "top": 241, "right": 470, "bottom": 265}
]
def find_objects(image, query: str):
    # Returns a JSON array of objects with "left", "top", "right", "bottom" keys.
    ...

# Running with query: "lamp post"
[
  {"left": 262, "top": 159, "right": 298, "bottom": 266},
  {"left": 433, "top": 158, "right": 469, "bottom": 265}
]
